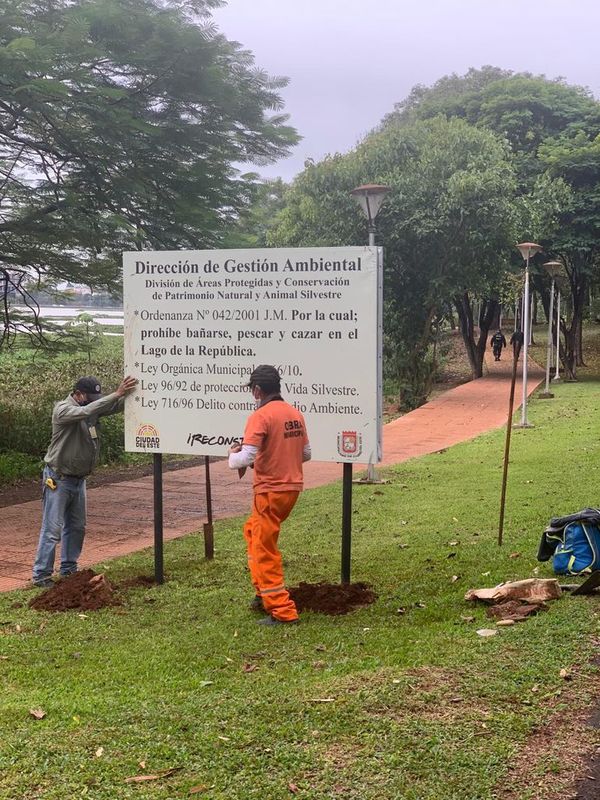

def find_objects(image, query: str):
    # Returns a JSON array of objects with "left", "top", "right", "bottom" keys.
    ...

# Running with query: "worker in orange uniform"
[{"left": 228, "top": 364, "right": 311, "bottom": 626}]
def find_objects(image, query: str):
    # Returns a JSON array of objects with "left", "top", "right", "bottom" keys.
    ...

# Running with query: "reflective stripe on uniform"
[{"left": 259, "top": 584, "right": 285, "bottom": 595}]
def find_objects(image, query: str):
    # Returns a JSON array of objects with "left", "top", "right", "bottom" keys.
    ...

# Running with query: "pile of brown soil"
[
  {"left": 289, "top": 582, "right": 376, "bottom": 616},
  {"left": 29, "top": 569, "right": 121, "bottom": 612}
]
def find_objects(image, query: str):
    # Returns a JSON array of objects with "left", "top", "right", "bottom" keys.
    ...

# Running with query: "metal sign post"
[
  {"left": 341, "top": 463, "right": 353, "bottom": 583},
  {"left": 153, "top": 453, "right": 164, "bottom": 583},
  {"left": 203, "top": 455, "right": 214, "bottom": 559}
]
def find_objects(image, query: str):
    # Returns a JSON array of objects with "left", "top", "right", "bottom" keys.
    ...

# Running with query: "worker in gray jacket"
[{"left": 31, "top": 375, "right": 137, "bottom": 588}]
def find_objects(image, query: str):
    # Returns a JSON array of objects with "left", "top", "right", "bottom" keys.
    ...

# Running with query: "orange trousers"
[{"left": 243, "top": 491, "right": 299, "bottom": 622}]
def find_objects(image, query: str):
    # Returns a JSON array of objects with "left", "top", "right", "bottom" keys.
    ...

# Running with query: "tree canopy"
[
  {"left": 268, "top": 67, "right": 600, "bottom": 400},
  {"left": 270, "top": 116, "right": 519, "bottom": 406},
  {"left": 0, "top": 0, "right": 298, "bottom": 344},
  {"left": 385, "top": 67, "right": 600, "bottom": 183},
  {"left": 384, "top": 68, "right": 600, "bottom": 375}
]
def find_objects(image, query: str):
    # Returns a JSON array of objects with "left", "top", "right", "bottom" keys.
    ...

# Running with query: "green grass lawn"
[{"left": 1, "top": 377, "right": 600, "bottom": 798}]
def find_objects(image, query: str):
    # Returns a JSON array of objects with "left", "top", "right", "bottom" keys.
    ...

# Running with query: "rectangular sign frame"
[{"left": 123, "top": 246, "right": 383, "bottom": 463}]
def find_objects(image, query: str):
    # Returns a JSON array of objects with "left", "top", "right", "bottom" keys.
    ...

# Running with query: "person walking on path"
[
  {"left": 31, "top": 375, "right": 138, "bottom": 588},
  {"left": 490, "top": 329, "right": 507, "bottom": 361},
  {"left": 228, "top": 365, "right": 311, "bottom": 626}
]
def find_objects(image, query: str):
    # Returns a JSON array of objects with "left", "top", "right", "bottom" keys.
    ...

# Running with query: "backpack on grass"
[{"left": 538, "top": 509, "right": 600, "bottom": 576}]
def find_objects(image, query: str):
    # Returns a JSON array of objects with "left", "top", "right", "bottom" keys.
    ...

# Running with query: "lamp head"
[
  {"left": 542, "top": 260, "right": 563, "bottom": 278},
  {"left": 350, "top": 184, "right": 390, "bottom": 225},
  {"left": 516, "top": 242, "right": 543, "bottom": 261}
]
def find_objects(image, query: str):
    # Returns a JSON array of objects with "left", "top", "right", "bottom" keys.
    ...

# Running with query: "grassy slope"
[{"left": 1, "top": 354, "right": 600, "bottom": 798}]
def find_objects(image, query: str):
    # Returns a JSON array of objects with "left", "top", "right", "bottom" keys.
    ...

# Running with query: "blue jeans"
[{"left": 32, "top": 466, "right": 87, "bottom": 582}]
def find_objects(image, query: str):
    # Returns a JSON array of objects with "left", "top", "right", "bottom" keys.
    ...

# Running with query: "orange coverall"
[{"left": 241, "top": 398, "right": 309, "bottom": 622}]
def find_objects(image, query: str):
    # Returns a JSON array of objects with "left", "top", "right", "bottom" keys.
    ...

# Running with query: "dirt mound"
[
  {"left": 29, "top": 569, "right": 121, "bottom": 612},
  {"left": 289, "top": 582, "right": 376, "bottom": 616}
]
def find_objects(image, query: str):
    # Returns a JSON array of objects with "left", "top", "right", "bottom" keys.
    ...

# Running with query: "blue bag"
[{"left": 551, "top": 522, "right": 600, "bottom": 575}]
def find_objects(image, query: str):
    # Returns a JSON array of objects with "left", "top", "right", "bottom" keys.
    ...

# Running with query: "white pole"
[
  {"left": 514, "top": 296, "right": 518, "bottom": 329},
  {"left": 554, "top": 290, "right": 561, "bottom": 381},
  {"left": 543, "top": 278, "right": 555, "bottom": 395},
  {"left": 366, "top": 225, "right": 378, "bottom": 482},
  {"left": 520, "top": 255, "right": 531, "bottom": 426}
]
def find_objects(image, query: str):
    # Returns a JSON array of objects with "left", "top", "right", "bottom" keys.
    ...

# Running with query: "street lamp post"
[
  {"left": 515, "top": 242, "right": 543, "bottom": 427},
  {"left": 553, "top": 283, "right": 562, "bottom": 382},
  {"left": 539, "top": 261, "right": 562, "bottom": 398},
  {"left": 350, "top": 183, "right": 390, "bottom": 486}
]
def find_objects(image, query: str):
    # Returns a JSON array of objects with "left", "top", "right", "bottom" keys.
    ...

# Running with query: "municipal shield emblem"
[{"left": 337, "top": 430, "right": 362, "bottom": 458}]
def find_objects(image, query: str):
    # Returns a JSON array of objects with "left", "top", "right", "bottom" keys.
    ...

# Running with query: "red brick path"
[{"left": 0, "top": 353, "right": 543, "bottom": 591}]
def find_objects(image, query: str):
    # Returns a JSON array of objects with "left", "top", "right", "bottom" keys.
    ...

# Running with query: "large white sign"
[{"left": 123, "top": 247, "right": 382, "bottom": 462}]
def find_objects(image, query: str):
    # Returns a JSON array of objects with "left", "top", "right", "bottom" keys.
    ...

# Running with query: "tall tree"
[
  {"left": 0, "top": 0, "right": 298, "bottom": 345},
  {"left": 386, "top": 68, "right": 600, "bottom": 185},
  {"left": 223, "top": 178, "right": 288, "bottom": 248},
  {"left": 538, "top": 131, "right": 600, "bottom": 375},
  {"left": 385, "top": 68, "right": 600, "bottom": 372},
  {"left": 271, "top": 117, "right": 518, "bottom": 406}
]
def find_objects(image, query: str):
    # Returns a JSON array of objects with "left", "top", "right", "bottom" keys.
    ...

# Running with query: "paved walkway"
[{"left": 0, "top": 352, "right": 544, "bottom": 591}]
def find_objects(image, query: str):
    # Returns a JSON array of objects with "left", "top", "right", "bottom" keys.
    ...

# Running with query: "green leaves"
[
  {"left": 15, "top": 78, "right": 70, "bottom": 96},
  {"left": 269, "top": 115, "right": 519, "bottom": 404},
  {"left": 6, "top": 36, "right": 36, "bottom": 51},
  {"left": 0, "top": 0, "right": 298, "bottom": 347}
]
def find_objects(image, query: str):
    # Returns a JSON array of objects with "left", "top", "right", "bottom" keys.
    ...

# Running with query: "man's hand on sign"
[{"left": 116, "top": 376, "right": 138, "bottom": 396}]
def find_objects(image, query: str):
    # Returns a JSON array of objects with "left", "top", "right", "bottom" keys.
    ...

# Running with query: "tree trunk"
[
  {"left": 563, "top": 322, "right": 577, "bottom": 379},
  {"left": 577, "top": 309, "right": 585, "bottom": 367},
  {"left": 453, "top": 293, "right": 499, "bottom": 379},
  {"left": 563, "top": 263, "right": 588, "bottom": 376}
]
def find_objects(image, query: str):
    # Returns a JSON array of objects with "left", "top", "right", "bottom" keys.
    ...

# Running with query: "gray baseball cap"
[{"left": 247, "top": 365, "right": 281, "bottom": 391}]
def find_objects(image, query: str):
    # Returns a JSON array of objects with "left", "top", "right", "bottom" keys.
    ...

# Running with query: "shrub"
[
  {"left": 0, "top": 342, "right": 126, "bottom": 464},
  {"left": 0, "top": 450, "right": 42, "bottom": 482}
]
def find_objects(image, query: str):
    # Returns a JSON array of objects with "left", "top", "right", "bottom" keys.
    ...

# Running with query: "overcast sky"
[{"left": 212, "top": 0, "right": 599, "bottom": 181}]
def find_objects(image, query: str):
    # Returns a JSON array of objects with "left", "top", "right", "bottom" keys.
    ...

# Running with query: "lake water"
[{"left": 13, "top": 305, "right": 124, "bottom": 335}]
